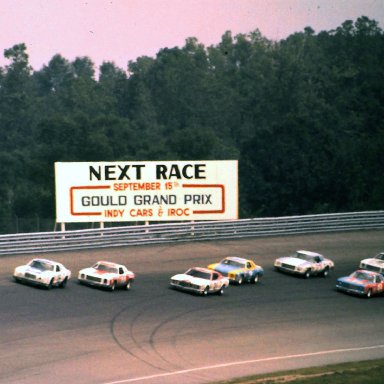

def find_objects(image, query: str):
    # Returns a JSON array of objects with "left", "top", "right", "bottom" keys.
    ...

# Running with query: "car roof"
[
  {"left": 33, "top": 258, "right": 56, "bottom": 264},
  {"left": 191, "top": 267, "right": 215, "bottom": 273},
  {"left": 296, "top": 250, "right": 323, "bottom": 257},
  {"left": 223, "top": 256, "right": 248, "bottom": 263},
  {"left": 96, "top": 260, "right": 123, "bottom": 268}
]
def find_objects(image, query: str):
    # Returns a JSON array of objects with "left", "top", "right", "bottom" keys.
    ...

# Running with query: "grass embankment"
[{"left": 214, "top": 359, "right": 384, "bottom": 384}]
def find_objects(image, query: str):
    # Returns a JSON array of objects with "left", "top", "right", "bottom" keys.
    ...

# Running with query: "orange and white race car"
[{"left": 78, "top": 261, "right": 135, "bottom": 291}]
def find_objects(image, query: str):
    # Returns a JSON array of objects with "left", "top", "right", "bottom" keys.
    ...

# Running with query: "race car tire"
[
  {"left": 47, "top": 278, "right": 54, "bottom": 290},
  {"left": 366, "top": 289, "right": 372, "bottom": 298},
  {"left": 252, "top": 274, "right": 259, "bottom": 284},
  {"left": 202, "top": 286, "right": 209, "bottom": 296},
  {"left": 322, "top": 267, "right": 329, "bottom": 278},
  {"left": 110, "top": 281, "right": 117, "bottom": 291},
  {"left": 304, "top": 270, "right": 311, "bottom": 279},
  {"left": 237, "top": 276, "right": 243, "bottom": 285},
  {"left": 125, "top": 280, "right": 131, "bottom": 290},
  {"left": 217, "top": 285, "right": 225, "bottom": 295},
  {"left": 59, "top": 277, "right": 68, "bottom": 288}
]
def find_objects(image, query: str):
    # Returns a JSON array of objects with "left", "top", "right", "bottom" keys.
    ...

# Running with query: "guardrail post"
[{"left": 61, "top": 222, "right": 66, "bottom": 239}]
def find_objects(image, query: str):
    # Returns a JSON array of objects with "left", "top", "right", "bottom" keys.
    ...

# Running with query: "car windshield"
[
  {"left": 295, "top": 252, "right": 314, "bottom": 262},
  {"left": 186, "top": 269, "right": 211, "bottom": 280},
  {"left": 351, "top": 271, "right": 375, "bottom": 282},
  {"left": 374, "top": 253, "right": 384, "bottom": 261},
  {"left": 221, "top": 259, "right": 245, "bottom": 268},
  {"left": 93, "top": 263, "right": 117, "bottom": 274},
  {"left": 28, "top": 260, "right": 54, "bottom": 271}
]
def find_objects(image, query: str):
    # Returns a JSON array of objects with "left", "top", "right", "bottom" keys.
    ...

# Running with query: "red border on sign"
[
  {"left": 70, "top": 186, "right": 110, "bottom": 216},
  {"left": 182, "top": 184, "right": 225, "bottom": 214}
]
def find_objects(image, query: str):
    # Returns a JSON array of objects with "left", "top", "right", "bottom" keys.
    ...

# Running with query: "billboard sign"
[{"left": 55, "top": 161, "right": 238, "bottom": 222}]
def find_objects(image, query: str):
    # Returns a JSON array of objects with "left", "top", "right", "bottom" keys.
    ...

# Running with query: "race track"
[{"left": 1, "top": 230, "right": 384, "bottom": 384}]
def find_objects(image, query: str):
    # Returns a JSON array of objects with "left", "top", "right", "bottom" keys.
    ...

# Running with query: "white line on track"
[{"left": 102, "top": 344, "right": 384, "bottom": 384}]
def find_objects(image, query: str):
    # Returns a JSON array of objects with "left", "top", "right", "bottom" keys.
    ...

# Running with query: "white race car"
[
  {"left": 274, "top": 250, "right": 334, "bottom": 278},
  {"left": 78, "top": 261, "right": 135, "bottom": 291},
  {"left": 359, "top": 252, "right": 384, "bottom": 275},
  {"left": 170, "top": 267, "right": 229, "bottom": 296},
  {"left": 13, "top": 258, "right": 71, "bottom": 289}
]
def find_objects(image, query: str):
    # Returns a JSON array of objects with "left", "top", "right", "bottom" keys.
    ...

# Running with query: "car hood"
[
  {"left": 337, "top": 276, "right": 368, "bottom": 286},
  {"left": 171, "top": 273, "right": 209, "bottom": 285},
  {"left": 276, "top": 257, "right": 310, "bottom": 267},
  {"left": 79, "top": 268, "right": 116, "bottom": 279}
]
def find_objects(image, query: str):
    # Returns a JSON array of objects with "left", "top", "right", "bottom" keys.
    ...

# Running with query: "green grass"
[{"left": 213, "top": 359, "right": 384, "bottom": 384}]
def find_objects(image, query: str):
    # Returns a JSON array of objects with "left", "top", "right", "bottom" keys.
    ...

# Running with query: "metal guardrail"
[{"left": 0, "top": 211, "right": 383, "bottom": 255}]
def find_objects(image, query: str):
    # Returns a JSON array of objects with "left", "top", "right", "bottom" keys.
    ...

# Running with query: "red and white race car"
[{"left": 78, "top": 261, "right": 135, "bottom": 291}]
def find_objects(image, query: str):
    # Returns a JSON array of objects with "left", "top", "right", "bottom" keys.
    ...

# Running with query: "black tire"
[
  {"left": 366, "top": 289, "right": 372, "bottom": 298},
  {"left": 304, "top": 270, "right": 311, "bottom": 279},
  {"left": 252, "top": 274, "right": 259, "bottom": 284},
  {"left": 237, "top": 276, "right": 243, "bottom": 285},
  {"left": 59, "top": 277, "right": 68, "bottom": 288},
  {"left": 202, "top": 286, "right": 209, "bottom": 296},
  {"left": 110, "top": 281, "right": 117, "bottom": 291},
  {"left": 217, "top": 285, "right": 225, "bottom": 296},
  {"left": 322, "top": 267, "right": 329, "bottom": 278},
  {"left": 125, "top": 280, "right": 131, "bottom": 290},
  {"left": 47, "top": 278, "right": 54, "bottom": 290}
]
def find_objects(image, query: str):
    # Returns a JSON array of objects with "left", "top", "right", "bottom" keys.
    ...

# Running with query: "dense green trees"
[{"left": 0, "top": 17, "right": 383, "bottom": 233}]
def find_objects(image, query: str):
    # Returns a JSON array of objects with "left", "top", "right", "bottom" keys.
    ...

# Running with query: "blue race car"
[
  {"left": 336, "top": 269, "right": 384, "bottom": 298},
  {"left": 208, "top": 256, "right": 264, "bottom": 285}
]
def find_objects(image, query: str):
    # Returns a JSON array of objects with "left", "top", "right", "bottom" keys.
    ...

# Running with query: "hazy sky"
[{"left": 1, "top": 0, "right": 383, "bottom": 72}]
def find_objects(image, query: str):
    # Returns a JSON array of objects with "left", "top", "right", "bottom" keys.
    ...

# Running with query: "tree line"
[{"left": 0, "top": 16, "right": 383, "bottom": 233}]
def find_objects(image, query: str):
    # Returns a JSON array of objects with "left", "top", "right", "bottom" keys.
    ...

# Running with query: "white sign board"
[{"left": 55, "top": 161, "right": 238, "bottom": 222}]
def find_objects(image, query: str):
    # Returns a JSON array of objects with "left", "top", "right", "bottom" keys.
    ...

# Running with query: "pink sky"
[{"left": 1, "top": 0, "right": 383, "bottom": 72}]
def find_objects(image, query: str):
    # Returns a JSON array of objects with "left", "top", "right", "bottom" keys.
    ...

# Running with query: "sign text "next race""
[{"left": 89, "top": 163, "right": 207, "bottom": 181}]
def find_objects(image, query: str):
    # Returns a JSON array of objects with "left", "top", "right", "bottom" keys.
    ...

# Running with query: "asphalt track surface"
[{"left": 1, "top": 230, "right": 384, "bottom": 384}]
